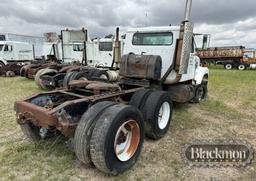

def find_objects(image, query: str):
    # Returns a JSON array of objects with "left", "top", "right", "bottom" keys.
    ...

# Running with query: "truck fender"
[
  {"left": 0, "top": 59, "right": 7, "bottom": 65},
  {"left": 194, "top": 66, "right": 209, "bottom": 85}
]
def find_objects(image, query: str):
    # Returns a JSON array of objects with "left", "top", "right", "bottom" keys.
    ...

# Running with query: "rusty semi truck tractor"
[
  {"left": 15, "top": 55, "right": 174, "bottom": 175},
  {"left": 14, "top": 0, "right": 209, "bottom": 175}
]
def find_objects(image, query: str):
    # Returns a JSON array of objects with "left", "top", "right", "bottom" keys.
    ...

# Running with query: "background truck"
[
  {"left": 43, "top": 29, "right": 117, "bottom": 66},
  {"left": 0, "top": 41, "right": 35, "bottom": 66},
  {"left": 15, "top": 0, "right": 209, "bottom": 175},
  {"left": 0, "top": 33, "right": 44, "bottom": 59},
  {"left": 196, "top": 46, "right": 256, "bottom": 70}
]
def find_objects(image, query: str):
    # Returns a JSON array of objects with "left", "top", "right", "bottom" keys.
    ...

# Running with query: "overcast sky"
[{"left": 0, "top": 0, "right": 255, "bottom": 48}]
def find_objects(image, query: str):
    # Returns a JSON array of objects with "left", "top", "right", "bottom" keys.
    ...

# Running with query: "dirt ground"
[{"left": 0, "top": 67, "right": 255, "bottom": 181}]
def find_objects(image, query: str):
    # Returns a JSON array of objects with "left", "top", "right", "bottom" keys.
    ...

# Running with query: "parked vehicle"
[
  {"left": 15, "top": 0, "right": 208, "bottom": 175},
  {"left": 0, "top": 33, "right": 44, "bottom": 59},
  {"left": 0, "top": 41, "right": 35, "bottom": 66},
  {"left": 37, "top": 28, "right": 122, "bottom": 90},
  {"left": 196, "top": 46, "right": 256, "bottom": 70}
]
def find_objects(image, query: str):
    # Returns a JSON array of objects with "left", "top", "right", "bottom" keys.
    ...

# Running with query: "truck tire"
[
  {"left": 224, "top": 64, "right": 233, "bottom": 70},
  {"left": 35, "top": 68, "right": 58, "bottom": 89},
  {"left": 40, "top": 69, "right": 58, "bottom": 90},
  {"left": 35, "top": 68, "right": 48, "bottom": 87},
  {"left": 63, "top": 71, "right": 76, "bottom": 87},
  {"left": 89, "top": 69, "right": 109, "bottom": 81},
  {"left": 129, "top": 89, "right": 152, "bottom": 110},
  {"left": 190, "top": 83, "right": 208, "bottom": 103},
  {"left": 20, "top": 64, "right": 31, "bottom": 77},
  {"left": 20, "top": 122, "right": 41, "bottom": 141},
  {"left": 74, "top": 101, "right": 117, "bottom": 165},
  {"left": 69, "top": 71, "right": 89, "bottom": 82},
  {"left": 6, "top": 71, "right": 15, "bottom": 77},
  {"left": 90, "top": 104, "right": 144, "bottom": 175},
  {"left": 238, "top": 64, "right": 246, "bottom": 71},
  {"left": 142, "top": 91, "right": 173, "bottom": 140}
]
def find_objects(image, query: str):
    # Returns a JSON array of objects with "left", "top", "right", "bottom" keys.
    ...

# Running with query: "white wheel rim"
[
  {"left": 225, "top": 64, "right": 232, "bottom": 70},
  {"left": 158, "top": 102, "right": 171, "bottom": 130},
  {"left": 114, "top": 120, "right": 140, "bottom": 162},
  {"left": 100, "top": 74, "right": 108, "bottom": 80},
  {"left": 239, "top": 65, "right": 245, "bottom": 70}
]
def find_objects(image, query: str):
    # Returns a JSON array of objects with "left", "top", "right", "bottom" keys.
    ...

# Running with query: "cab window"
[
  {"left": 73, "top": 44, "right": 84, "bottom": 52},
  {"left": 132, "top": 32, "right": 173, "bottom": 46},
  {"left": 244, "top": 52, "right": 253, "bottom": 58},
  {"left": 0, "top": 45, "right": 3, "bottom": 51},
  {"left": 99, "top": 42, "right": 113, "bottom": 51},
  {"left": 4, "top": 45, "right": 12, "bottom": 52}
]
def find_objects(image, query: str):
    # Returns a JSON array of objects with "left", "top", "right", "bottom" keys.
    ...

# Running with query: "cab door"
[{"left": 3, "top": 45, "right": 14, "bottom": 61}]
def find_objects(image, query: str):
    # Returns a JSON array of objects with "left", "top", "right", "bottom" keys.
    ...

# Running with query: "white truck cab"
[
  {"left": 123, "top": 26, "right": 209, "bottom": 86},
  {"left": 0, "top": 41, "right": 34, "bottom": 66},
  {"left": 87, "top": 38, "right": 116, "bottom": 67}
]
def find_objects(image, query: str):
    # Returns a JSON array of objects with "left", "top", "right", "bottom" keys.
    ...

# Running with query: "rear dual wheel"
[
  {"left": 129, "top": 90, "right": 173, "bottom": 140},
  {"left": 74, "top": 102, "right": 144, "bottom": 175},
  {"left": 62, "top": 71, "right": 89, "bottom": 87}
]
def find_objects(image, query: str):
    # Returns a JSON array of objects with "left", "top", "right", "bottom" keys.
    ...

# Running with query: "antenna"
[{"left": 145, "top": 0, "right": 148, "bottom": 26}]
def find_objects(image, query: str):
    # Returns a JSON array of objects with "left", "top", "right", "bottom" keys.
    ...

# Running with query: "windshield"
[
  {"left": 0, "top": 45, "right": 3, "bottom": 51},
  {"left": 132, "top": 32, "right": 173, "bottom": 46},
  {"left": 99, "top": 42, "right": 113, "bottom": 51}
]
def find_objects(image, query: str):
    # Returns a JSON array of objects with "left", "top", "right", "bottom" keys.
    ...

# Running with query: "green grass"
[{"left": 0, "top": 68, "right": 256, "bottom": 181}]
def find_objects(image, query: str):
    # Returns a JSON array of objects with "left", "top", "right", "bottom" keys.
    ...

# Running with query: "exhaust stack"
[
  {"left": 184, "top": 0, "right": 192, "bottom": 21},
  {"left": 113, "top": 27, "right": 121, "bottom": 68},
  {"left": 178, "top": 0, "right": 194, "bottom": 74},
  {"left": 164, "top": 0, "right": 194, "bottom": 84}
]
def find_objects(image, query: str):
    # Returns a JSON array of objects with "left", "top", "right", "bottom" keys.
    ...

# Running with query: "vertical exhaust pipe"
[
  {"left": 82, "top": 28, "right": 88, "bottom": 66},
  {"left": 113, "top": 27, "right": 121, "bottom": 68},
  {"left": 178, "top": 0, "right": 194, "bottom": 74},
  {"left": 184, "top": 0, "right": 192, "bottom": 21},
  {"left": 164, "top": 0, "right": 194, "bottom": 84}
]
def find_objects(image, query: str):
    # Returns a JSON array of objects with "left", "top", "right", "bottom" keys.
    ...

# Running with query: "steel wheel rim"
[
  {"left": 158, "top": 102, "right": 171, "bottom": 130},
  {"left": 114, "top": 120, "right": 140, "bottom": 162},
  {"left": 225, "top": 64, "right": 232, "bottom": 70},
  {"left": 238, "top": 65, "right": 245, "bottom": 70}
]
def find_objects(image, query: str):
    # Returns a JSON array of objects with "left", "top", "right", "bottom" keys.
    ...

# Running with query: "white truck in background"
[
  {"left": 0, "top": 41, "right": 35, "bottom": 67},
  {"left": 0, "top": 33, "right": 44, "bottom": 59},
  {"left": 42, "top": 30, "right": 118, "bottom": 67}
]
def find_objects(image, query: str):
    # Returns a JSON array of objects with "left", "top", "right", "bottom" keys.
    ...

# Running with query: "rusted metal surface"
[
  {"left": 69, "top": 80, "right": 121, "bottom": 92},
  {"left": 15, "top": 82, "right": 145, "bottom": 137},
  {"left": 0, "top": 63, "right": 24, "bottom": 76},
  {"left": 196, "top": 46, "right": 245, "bottom": 59},
  {"left": 242, "top": 50, "right": 256, "bottom": 64},
  {"left": 59, "top": 65, "right": 81, "bottom": 73},
  {"left": 120, "top": 54, "right": 162, "bottom": 80},
  {"left": 26, "top": 63, "right": 63, "bottom": 79},
  {"left": 16, "top": 100, "right": 58, "bottom": 127}
]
